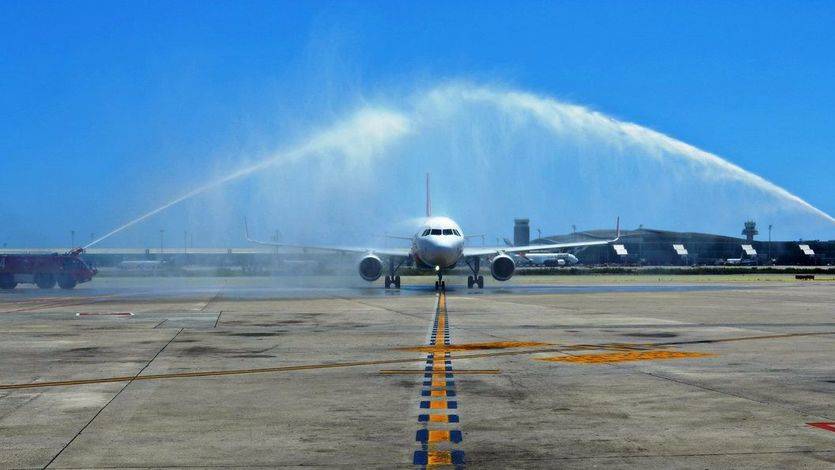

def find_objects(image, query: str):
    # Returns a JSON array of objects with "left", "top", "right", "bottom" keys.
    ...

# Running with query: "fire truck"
[{"left": 0, "top": 248, "right": 97, "bottom": 290}]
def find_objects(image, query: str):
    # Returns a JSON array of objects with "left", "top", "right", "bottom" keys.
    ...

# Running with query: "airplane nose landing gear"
[{"left": 433, "top": 265, "right": 445, "bottom": 291}]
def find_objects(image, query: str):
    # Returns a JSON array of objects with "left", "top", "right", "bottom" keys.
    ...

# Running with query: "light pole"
[
  {"left": 272, "top": 230, "right": 280, "bottom": 255},
  {"left": 537, "top": 228, "right": 542, "bottom": 240}
]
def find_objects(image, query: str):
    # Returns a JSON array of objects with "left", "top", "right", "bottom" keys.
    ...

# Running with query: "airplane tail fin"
[
  {"left": 425, "top": 173, "right": 432, "bottom": 217},
  {"left": 615, "top": 216, "right": 621, "bottom": 241}
]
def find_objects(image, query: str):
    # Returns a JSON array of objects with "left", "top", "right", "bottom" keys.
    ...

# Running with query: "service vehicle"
[{"left": 0, "top": 248, "right": 97, "bottom": 289}]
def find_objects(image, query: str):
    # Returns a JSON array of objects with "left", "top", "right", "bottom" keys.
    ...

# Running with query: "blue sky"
[{"left": 1, "top": 1, "right": 834, "bottom": 247}]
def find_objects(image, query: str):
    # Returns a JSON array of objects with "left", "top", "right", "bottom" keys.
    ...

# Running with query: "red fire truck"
[{"left": 0, "top": 249, "right": 97, "bottom": 290}]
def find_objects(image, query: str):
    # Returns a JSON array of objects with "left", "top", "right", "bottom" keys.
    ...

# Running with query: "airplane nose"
[{"left": 424, "top": 238, "right": 460, "bottom": 268}]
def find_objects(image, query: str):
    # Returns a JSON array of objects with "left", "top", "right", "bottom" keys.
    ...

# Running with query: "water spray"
[
  {"left": 83, "top": 108, "right": 411, "bottom": 249},
  {"left": 422, "top": 84, "right": 835, "bottom": 225},
  {"left": 83, "top": 83, "right": 834, "bottom": 250}
]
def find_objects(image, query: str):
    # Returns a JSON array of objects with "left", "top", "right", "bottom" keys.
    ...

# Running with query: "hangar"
[{"left": 523, "top": 220, "right": 835, "bottom": 266}]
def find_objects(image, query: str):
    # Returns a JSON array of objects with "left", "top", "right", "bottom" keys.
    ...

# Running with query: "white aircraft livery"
[{"left": 246, "top": 174, "right": 619, "bottom": 290}]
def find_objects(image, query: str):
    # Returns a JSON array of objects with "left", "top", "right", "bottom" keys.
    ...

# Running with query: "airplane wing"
[
  {"left": 464, "top": 239, "right": 612, "bottom": 257},
  {"left": 245, "top": 221, "right": 411, "bottom": 257},
  {"left": 463, "top": 218, "right": 620, "bottom": 257}
]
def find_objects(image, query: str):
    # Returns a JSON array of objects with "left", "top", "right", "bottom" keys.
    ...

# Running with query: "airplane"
[
  {"left": 501, "top": 238, "right": 580, "bottom": 266},
  {"left": 518, "top": 252, "right": 580, "bottom": 267},
  {"left": 245, "top": 174, "right": 619, "bottom": 290}
]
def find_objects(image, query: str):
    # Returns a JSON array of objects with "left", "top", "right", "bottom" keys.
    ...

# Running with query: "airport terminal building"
[{"left": 524, "top": 220, "right": 835, "bottom": 266}]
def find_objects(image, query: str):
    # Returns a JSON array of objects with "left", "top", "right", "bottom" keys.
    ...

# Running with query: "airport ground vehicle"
[{"left": 0, "top": 249, "right": 97, "bottom": 289}]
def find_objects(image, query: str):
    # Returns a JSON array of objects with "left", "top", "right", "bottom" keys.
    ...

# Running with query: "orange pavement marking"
[{"left": 538, "top": 350, "right": 715, "bottom": 364}]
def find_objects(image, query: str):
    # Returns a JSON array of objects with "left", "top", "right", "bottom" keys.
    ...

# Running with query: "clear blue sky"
[{"left": 1, "top": 1, "right": 833, "bottom": 247}]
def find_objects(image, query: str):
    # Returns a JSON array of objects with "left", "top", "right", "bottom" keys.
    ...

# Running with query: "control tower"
[
  {"left": 514, "top": 218, "right": 530, "bottom": 246},
  {"left": 742, "top": 220, "right": 758, "bottom": 242}
]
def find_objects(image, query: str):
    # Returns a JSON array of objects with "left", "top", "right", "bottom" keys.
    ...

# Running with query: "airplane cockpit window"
[
  {"left": 442, "top": 229, "right": 453, "bottom": 235},
  {"left": 422, "top": 229, "right": 431, "bottom": 236},
  {"left": 431, "top": 229, "right": 442, "bottom": 235},
  {"left": 452, "top": 229, "right": 460, "bottom": 236}
]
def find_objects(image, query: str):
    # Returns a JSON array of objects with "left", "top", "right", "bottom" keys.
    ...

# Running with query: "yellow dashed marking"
[
  {"left": 427, "top": 450, "right": 452, "bottom": 465},
  {"left": 538, "top": 350, "right": 715, "bottom": 364},
  {"left": 428, "top": 415, "right": 450, "bottom": 423},
  {"left": 427, "top": 430, "right": 451, "bottom": 442},
  {"left": 399, "top": 341, "right": 550, "bottom": 353},
  {"left": 378, "top": 369, "right": 499, "bottom": 375}
]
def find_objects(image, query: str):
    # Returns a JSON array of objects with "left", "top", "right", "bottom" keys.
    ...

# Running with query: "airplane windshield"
[
  {"left": 431, "top": 229, "right": 442, "bottom": 235},
  {"left": 443, "top": 229, "right": 453, "bottom": 235},
  {"left": 452, "top": 229, "right": 460, "bottom": 236},
  {"left": 422, "top": 229, "right": 430, "bottom": 236}
]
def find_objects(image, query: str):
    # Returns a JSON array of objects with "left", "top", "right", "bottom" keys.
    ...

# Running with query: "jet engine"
[
  {"left": 490, "top": 254, "right": 516, "bottom": 281},
  {"left": 358, "top": 254, "right": 383, "bottom": 281}
]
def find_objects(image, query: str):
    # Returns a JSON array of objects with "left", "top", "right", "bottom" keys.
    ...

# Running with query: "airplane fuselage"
[{"left": 411, "top": 216, "right": 465, "bottom": 270}]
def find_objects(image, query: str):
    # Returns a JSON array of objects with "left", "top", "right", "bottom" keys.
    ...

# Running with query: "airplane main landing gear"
[
  {"left": 434, "top": 280, "right": 445, "bottom": 291},
  {"left": 465, "top": 257, "right": 484, "bottom": 289},
  {"left": 467, "top": 275, "right": 484, "bottom": 289},
  {"left": 385, "top": 275, "right": 401, "bottom": 289},
  {"left": 384, "top": 258, "right": 404, "bottom": 289}
]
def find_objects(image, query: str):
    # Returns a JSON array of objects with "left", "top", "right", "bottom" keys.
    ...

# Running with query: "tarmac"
[{"left": 1, "top": 276, "right": 834, "bottom": 469}]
